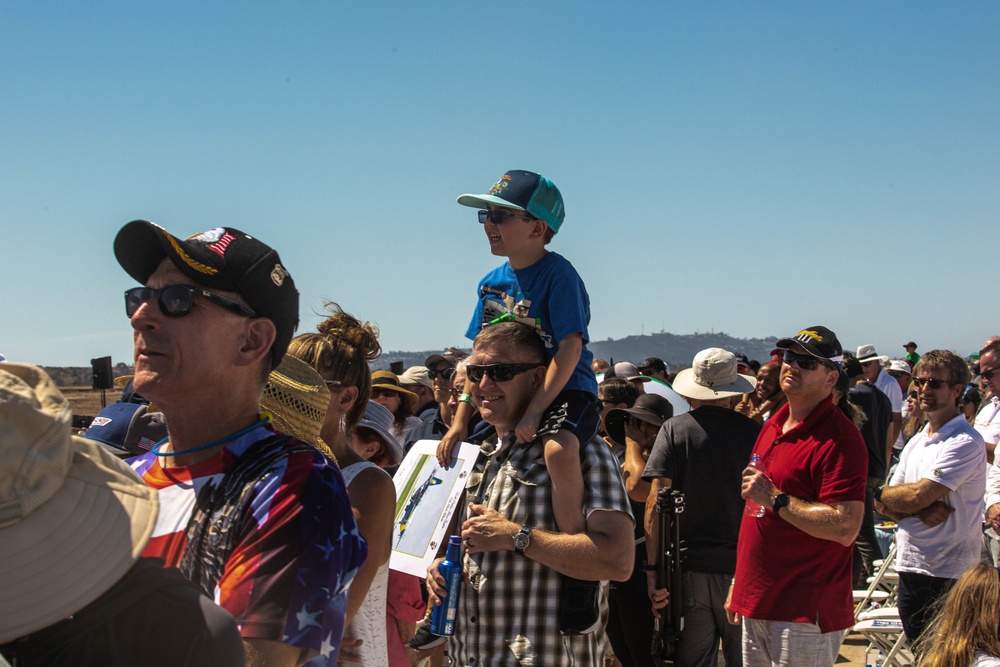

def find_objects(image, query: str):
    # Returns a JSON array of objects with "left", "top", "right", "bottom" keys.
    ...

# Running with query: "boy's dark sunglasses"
[
  {"left": 428, "top": 367, "right": 456, "bottom": 381},
  {"left": 781, "top": 350, "right": 833, "bottom": 371},
  {"left": 466, "top": 363, "right": 544, "bottom": 383},
  {"left": 478, "top": 209, "right": 533, "bottom": 225},
  {"left": 913, "top": 377, "right": 950, "bottom": 390},
  {"left": 125, "top": 285, "right": 257, "bottom": 319}
]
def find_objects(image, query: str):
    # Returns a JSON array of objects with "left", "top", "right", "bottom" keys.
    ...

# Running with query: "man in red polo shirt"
[{"left": 725, "top": 326, "right": 867, "bottom": 667}]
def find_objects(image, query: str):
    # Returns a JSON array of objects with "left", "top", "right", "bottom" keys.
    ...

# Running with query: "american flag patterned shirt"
[{"left": 129, "top": 424, "right": 367, "bottom": 661}]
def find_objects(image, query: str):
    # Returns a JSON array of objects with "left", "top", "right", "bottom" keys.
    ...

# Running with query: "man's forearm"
[
  {"left": 522, "top": 513, "right": 634, "bottom": 582},
  {"left": 773, "top": 496, "right": 863, "bottom": 547},
  {"left": 879, "top": 480, "right": 948, "bottom": 515}
]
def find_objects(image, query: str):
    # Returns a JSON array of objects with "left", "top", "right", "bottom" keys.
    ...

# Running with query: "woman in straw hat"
[
  {"left": 370, "top": 370, "right": 421, "bottom": 442},
  {"left": 286, "top": 303, "right": 397, "bottom": 666}
]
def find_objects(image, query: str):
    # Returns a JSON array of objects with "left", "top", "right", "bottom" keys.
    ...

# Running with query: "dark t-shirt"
[
  {"left": 1, "top": 558, "right": 244, "bottom": 666},
  {"left": 849, "top": 381, "right": 892, "bottom": 478},
  {"left": 641, "top": 406, "right": 760, "bottom": 574}
]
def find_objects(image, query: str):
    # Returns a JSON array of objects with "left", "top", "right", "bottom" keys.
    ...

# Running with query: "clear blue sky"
[{"left": 2, "top": 1, "right": 997, "bottom": 367}]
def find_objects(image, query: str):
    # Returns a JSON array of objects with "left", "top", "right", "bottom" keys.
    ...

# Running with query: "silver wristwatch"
[{"left": 513, "top": 524, "right": 532, "bottom": 555}]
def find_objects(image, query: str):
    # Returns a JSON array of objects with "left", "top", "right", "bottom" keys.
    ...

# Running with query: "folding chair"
[
  {"left": 854, "top": 541, "right": 899, "bottom": 621},
  {"left": 854, "top": 610, "right": 912, "bottom": 667}
]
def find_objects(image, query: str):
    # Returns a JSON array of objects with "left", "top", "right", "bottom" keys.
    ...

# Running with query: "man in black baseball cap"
[{"left": 112, "top": 221, "right": 365, "bottom": 665}]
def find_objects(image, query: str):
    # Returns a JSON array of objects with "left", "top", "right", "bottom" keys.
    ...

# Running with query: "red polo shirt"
[{"left": 730, "top": 399, "right": 867, "bottom": 632}]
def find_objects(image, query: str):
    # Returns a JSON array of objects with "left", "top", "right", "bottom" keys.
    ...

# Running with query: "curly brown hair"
[{"left": 286, "top": 302, "right": 380, "bottom": 431}]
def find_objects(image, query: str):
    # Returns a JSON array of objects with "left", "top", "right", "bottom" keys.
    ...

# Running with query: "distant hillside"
[
  {"left": 375, "top": 331, "right": 779, "bottom": 373},
  {"left": 45, "top": 331, "right": 779, "bottom": 385},
  {"left": 588, "top": 332, "right": 779, "bottom": 371},
  {"left": 42, "top": 362, "right": 134, "bottom": 388}
]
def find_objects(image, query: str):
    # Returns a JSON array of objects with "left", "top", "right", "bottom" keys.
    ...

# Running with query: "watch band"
[
  {"left": 773, "top": 493, "right": 790, "bottom": 514},
  {"left": 513, "top": 524, "right": 532, "bottom": 555},
  {"left": 458, "top": 393, "right": 473, "bottom": 404}
]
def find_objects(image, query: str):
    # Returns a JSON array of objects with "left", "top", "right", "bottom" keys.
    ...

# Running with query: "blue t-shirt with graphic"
[{"left": 466, "top": 252, "right": 597, "bottom": 395}]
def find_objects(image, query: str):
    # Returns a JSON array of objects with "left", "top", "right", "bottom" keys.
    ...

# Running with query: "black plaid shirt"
[{"left": 449, "top": 433, "right": 633, "bottom": 666}]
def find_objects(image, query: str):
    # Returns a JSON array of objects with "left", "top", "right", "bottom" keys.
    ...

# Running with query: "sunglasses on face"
[
  {"left": 982, "top": 367, "right": 999, "bottom": 382},
  {"left": 478, "top": 209, "right": 533, "bottom": 225},
  {"left": 125, "top": 285, "right": 257, "bottom": 319},
  {"left": 913, "top": 377, "right": 951, "bottom": 390},
  {"left": 782, "top": 350, "right": 832, "bottom": 372},
  {"left": 466, "top": 362, "right": 544, "bottom": 383},
  {"left": 371, "top": 388, "right": 398, "bottom": 399},
  {"left": 908, "top": 390, "right": 919, "bottom": 399},
  {"left": 888, "top": 371, "right": 909, "bottom": 378},
  {"left": 428, "top": 367, "right": 456, "bottom": 381}
]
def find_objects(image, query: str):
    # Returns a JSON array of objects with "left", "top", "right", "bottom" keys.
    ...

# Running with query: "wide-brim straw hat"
[
  {"left": 672, "top": 348, "right": 757, "bottom": 401},
  {"left": 262, "top": 355, "right": 336, "bottom": 462},
  {"left": 371, "top": 370, "right": 418, "bottom": 412},
  {"left": 0, "top": 363, "right": 158, "bottom": 643}
]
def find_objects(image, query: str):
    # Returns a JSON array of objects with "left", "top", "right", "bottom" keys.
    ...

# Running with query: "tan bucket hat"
[
  {"left": 0, "top": 364, "right": 158, "bottom": 643},
  {"left": 672, "top": 348, "right": 757, "bottom": 401}
]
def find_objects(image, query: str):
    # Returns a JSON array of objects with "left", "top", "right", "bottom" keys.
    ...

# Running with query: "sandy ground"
[{"left": 61, "top": 386, "right": 114, "bottom": 420}]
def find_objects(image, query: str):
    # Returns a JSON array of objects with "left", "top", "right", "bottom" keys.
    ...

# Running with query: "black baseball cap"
[
  {"left": 772, "top": 326, "right": 844, "bottom": 363},
  {"left": 114, "top": 220, "right": 299, "bottom": 370},
  {"left": 638, "top": 357, "right": 668, "bottom": 375}
]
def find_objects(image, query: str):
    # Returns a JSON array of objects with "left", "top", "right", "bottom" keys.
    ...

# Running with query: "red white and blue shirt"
[{"left": 129, "top": 424, "right": 367, "bottom": 661}]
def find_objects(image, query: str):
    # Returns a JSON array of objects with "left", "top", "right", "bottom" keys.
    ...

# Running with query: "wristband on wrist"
[{"left": 458, "top": 393, "right": 473, "bottom": 404}]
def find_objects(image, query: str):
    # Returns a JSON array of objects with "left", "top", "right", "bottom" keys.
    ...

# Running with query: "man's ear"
[{"left": 237, "top": 318, "right": 277, "bottom": 368}]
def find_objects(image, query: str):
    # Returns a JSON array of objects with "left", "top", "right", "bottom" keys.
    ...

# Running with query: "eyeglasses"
[
  {"left": 782, "top": 350, "right": 833, "bottom": 372},
  {"left": 125, "top": 285, "right": 257, "bottom": 319},
  {"left": 371, "top": 388, "right": 398, "bottom": 399},
  {"left": 428, "top": 367, "right": 456, "bottom": 381},
  {"left": 982, "top": 367, "right": 999, "bottom": 381},
  {"left": 913, "top": 377, "right": 951, "bottom": 390},
  {"left": 861, "top": 360, "right": 879, "bottom": 367},
  {"left": 888, "top": 371, "right": 909, "bottom": 378},
  {"left": 478, "top": 209, "right": 533, "bottom": 225},
  {"left": 908, "top": 390, "right": 919, "bottom": 399},
  {"left": 466, "top": 363, "right": 544, "bottom": 383}
]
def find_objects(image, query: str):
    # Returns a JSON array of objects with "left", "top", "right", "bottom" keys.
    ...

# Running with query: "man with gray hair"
[
  {"left": 643, "top": 348, "right": 760, "bottom": 667},
  {"left": 858, "top": 344, "right": 904, "bottom": 450},
  {"left": 113, "top": 220, "right": 366, "bottom": 666}
]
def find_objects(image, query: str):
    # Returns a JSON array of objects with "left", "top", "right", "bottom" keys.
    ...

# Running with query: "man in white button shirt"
[{"left": 875, "top": 350, "right": 986, "bottom": 643}]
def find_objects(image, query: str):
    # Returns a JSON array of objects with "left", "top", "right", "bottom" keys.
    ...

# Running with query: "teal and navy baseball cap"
[{"left": 457, "top": 170, "right": 566, "bottom": 233}]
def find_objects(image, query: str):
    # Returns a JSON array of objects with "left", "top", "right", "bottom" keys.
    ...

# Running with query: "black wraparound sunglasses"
[
  {"left": 466, "top": 363, "right": 544, "bottom": 383},
  {"left": 125, "top": 285, "right": 257, "bottom": 319}
]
